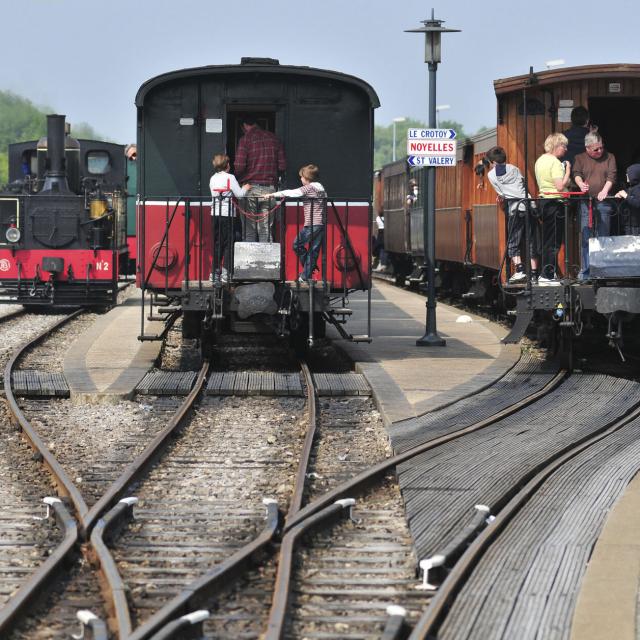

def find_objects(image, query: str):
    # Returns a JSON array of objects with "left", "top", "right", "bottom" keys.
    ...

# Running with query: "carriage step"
[
  {"left": 351, "top": 335, "right": 372, "bottom": 343},
  {"left": 331, "top": 308, "right": 353, "bottom": 316}
]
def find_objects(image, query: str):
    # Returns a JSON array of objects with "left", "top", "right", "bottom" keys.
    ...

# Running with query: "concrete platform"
[
  {"left": 329, "top": 280, "right": 520, "bottom": 425},
  {"left": 570, "top": 470, "right": 640, "bottom": 640},
  {"left": 63, "top": 291, "right": 163, "bottom": 402}
]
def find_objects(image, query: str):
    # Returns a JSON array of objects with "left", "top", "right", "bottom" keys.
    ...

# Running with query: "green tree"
[
  {"left": 374, "top": 117, "right": 473, "bottom": 170},
  {"left": 0, "top": 90, "right": 108, "bottom": 183}
]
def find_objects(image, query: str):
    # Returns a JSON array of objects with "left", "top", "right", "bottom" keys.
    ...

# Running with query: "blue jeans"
[
  {"left": 293, "top": 225, "right": 323, "bottom": 279},
  {"left": 579, "top": 200, "right": 613, "bottom": 277}
]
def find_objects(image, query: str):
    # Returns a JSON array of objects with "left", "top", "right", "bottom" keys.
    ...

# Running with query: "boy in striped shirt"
[{"left": 270, "top": 164, "right": 326, "bottom": 282}]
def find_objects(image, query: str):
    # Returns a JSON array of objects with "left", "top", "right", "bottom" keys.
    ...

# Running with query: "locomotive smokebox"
[{"left": 41, "top": 114, "right": 70, "bottom": 194}]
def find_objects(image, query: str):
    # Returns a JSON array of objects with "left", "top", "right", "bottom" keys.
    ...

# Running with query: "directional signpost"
[{"left": 407, "top": 128, "right": 457, "bottom": 166}]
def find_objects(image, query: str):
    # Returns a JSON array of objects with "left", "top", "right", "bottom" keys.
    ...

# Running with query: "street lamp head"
[
  {"left": 405, "top": 8, "right": 460, "bottom": 64},
  {"left": 436, "top": 105, "right": 450, "bottom": 111},
  {"left": 545, "top": 58, "right": 566, "bottom": 69},
  {"left": 393, "top": 116, "right": 407, "bottom": 123}
]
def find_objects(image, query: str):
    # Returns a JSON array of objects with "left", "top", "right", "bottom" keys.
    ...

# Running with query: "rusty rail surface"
[
  {"left": 261, "top": 368, "right": 567, "bottom": 638},
  {"left": 0, "top": 310, "right": 82, "bottom": 636}
]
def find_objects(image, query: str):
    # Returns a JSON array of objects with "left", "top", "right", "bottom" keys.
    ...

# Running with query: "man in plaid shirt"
[{"left": 235, "top": 116, "right": 286, "bottom": 242}]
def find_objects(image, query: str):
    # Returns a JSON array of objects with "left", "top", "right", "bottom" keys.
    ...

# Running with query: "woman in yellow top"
[{"left": 534, "top": 133, "right": 571, "bottom": 284}]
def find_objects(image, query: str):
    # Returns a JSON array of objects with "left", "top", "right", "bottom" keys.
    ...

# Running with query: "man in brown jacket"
[{"left": 572, "top": 132, "right": 617, "bottom": 279}]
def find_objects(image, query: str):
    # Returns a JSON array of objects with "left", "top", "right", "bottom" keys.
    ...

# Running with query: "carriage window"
[{"left": 86, "top": 151, "right": 111, "bottom": 175}]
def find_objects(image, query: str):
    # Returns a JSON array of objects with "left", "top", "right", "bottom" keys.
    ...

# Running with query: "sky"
[{"left": 2, "top": 0, "right": 638, "bottom": 143}]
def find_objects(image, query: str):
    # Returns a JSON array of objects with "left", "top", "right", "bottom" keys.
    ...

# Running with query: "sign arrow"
[{"left": 448, "top": 129, "right": 456, "bottom": 139}]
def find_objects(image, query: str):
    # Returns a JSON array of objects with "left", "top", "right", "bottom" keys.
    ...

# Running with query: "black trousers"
[
  {"left": 212, "top": 216, "right": 235, "bottom": 272},
  {"left": 540, "top": 199, "right": 564, "bottom": 279}
]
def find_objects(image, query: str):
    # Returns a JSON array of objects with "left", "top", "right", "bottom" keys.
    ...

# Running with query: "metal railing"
[{"left": 498, "top": 194, "right": 633, "bottom": 289}]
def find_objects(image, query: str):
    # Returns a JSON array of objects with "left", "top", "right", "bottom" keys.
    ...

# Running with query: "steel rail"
[
  {"left": 287, "top": 361, "right": 317, "bottom": 519},
  {"left": 0, "top": 310, "right": 84, "bottom": 636},
  {"left": 0, "top": 308, "right": 27, "bottom": 326},
  {"left": 4, "top": 310, "right": 86, "bottom": 514},
  {"left": 82, "top": 359, "right": 210, "bottom": 536},
  {"left": 102, "top": 358, "right": 313, "bottom": 639},
  {"left": 0, "top": 499, "right": 77, "bottom": 635},
  {"left": 409, "top": 398, "right": 640, "bottom": 639},
  {"left": 284, "top": 368, "right": 568, "bottom": 533},
  {"left": 90, "top": 499, "right": 137, "bottom": 639},
  {"left": 87, "top": 359, "right": 210, "bottom": 637},
  {"left": 261, "top": 365, "right": 566, "bottom": 638},
  {"left": 88, "top": 359, "right": 214, "bottom": 633},
  {"left": 117, "top": 358, "right": 316, "bottom": 640},
  {"left": 127, "top": 501, "right": 282, "bottom": 640},
  {"left": 265, "top": 499, "right": 356, "bottom": 640}
]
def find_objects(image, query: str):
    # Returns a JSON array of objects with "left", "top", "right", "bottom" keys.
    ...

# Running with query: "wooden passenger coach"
[{"left": 380, "top": 63, "right": 640, "bottom": 354}]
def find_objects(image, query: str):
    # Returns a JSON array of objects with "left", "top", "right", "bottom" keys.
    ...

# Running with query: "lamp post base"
[{"left": 416, "top": 333, "right": 446, "bottom": 347}]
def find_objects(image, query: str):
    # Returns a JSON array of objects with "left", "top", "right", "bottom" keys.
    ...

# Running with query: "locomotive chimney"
[{"left": 41, "top": 114, "right": 70, "bottom": 193}]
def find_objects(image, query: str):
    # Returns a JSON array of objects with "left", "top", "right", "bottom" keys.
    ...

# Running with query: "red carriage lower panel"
[
  {"left": 0, "top": 249, "right": 117, "bottom": 281},
  {"left": 140, "top": 201, "right": 370, "bottom": 291},
  {"left": 283, "top": 203, "right": 370, "bottom": 290}
]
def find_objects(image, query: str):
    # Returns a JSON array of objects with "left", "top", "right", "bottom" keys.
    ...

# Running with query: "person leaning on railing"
[
  {"left": 534, "top": 133, "right": 571, "bottom": 285},
  {"left": 267, "top": 164, "right": 326, "bottom": 283},
  {"left": 485, "top": 145, "right": 539, "bottom": 283},
  {"left": 572, "top": 132, "right": 617, "bottom": 280}
]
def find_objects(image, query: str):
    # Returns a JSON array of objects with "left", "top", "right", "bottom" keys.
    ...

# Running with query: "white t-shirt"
[
  {"left": 209, "top": 171, "right": 246, "bottom": 216},
  {"left": 376, "top": 215, "right": 385, "bottom": 231}
]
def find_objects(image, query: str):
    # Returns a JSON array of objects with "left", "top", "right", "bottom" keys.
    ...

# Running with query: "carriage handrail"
[
  {"left": 326, "top": 200, "right": 367, "bottom": 290},
  {"left": 142, "top": 196, "right": 185, "bottom": 286}
]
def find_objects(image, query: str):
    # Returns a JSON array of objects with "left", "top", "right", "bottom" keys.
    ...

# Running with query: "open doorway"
[
  {"left": 588, "top": 97, "right": 640, "bottom": 178},
  {"left": 226, "top": 109, "right": 277, "bottom": 171}
]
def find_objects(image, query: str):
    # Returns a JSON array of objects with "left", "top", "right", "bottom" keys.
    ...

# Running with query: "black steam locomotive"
[{"left": 0, "top": 114, "right": 129, "bottom": 306}]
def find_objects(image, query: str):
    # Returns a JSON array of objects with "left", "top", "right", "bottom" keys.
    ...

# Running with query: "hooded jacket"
[
  {"left": 488, "top": 164, "right": 531, "bottom": 215},
  {"left": 626, "top": 164, "right": 640, "bottom": 210}
]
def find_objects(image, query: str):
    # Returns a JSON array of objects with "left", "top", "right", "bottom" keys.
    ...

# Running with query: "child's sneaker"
[{"left": 508, "top": 270, "right": 526, "bottom": 283}]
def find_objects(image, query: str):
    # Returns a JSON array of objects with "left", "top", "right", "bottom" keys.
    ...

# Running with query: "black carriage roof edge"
[
  {"left": 494, "top": 63, "right": 640, "bottom": 95},
  {"left": 135, "top": 60, "right": 380, "bottom": 108}
]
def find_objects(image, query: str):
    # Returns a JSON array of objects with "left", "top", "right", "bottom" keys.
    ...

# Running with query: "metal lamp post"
[
  {"left": 407, "top": 10, "right": 460, "bottom": 347},
  {"left": 392, "top": 117, "right": 406, "bottom": 162}
]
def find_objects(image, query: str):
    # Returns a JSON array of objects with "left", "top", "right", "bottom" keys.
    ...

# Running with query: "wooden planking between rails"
[
  {"left": 136, "top": 370, "right": 369, "bottom": 397},
  {"left": 11, "top": 370, "right": 70, "bottom": 397},
  {"left": 205, "top": 371, "right": 303, "bottom": 397},
  {"left": 313, "top": 373, "right": 371, "bottom": 397},
  {"left": 135, "top": 371, "right": 197, "bottom": 395}
]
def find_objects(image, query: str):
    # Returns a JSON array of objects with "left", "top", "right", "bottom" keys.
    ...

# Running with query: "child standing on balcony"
[
  {"left": 209, "top": 154, "right": 250, "bottom": 283},
  {"left": 270, "top": 164, "right": 326, "bottom": 282}
]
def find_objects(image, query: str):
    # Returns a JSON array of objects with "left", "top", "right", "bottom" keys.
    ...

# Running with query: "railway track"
[
  {"left": 118, "top": 354, "right": 568, "bottom": 640},
  {"left": 0, "top": 311, "right": 207, "bottom": 638},
  {"left": 412, "top": 381, "right": 640, "bottom": 639},
  {"left": 4, "top": 312, "right": 637, "bottom": 640}
]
